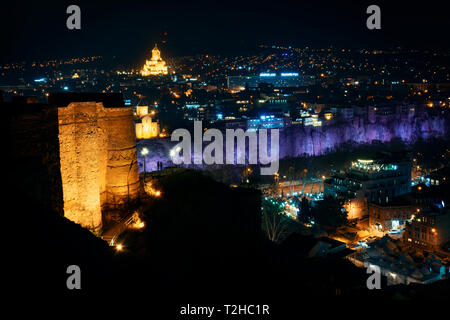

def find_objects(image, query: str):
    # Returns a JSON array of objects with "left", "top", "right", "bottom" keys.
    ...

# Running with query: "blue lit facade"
[
  {"left": 227, "top": 73, "right": 315, "bottom": 90},
  {"left": 247, "top": 115, "right": 285, "bottom": 130}
]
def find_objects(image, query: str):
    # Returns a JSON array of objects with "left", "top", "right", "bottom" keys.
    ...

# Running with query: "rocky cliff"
[{"left": 137, "top": 113, "right": 449, "bottom": 172}]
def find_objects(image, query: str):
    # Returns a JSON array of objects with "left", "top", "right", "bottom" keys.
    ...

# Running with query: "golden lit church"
[
  {"left": 135, "top": 105, "right": 160, "bottom": 139},
  {"left": 141, "top": 44, "right": 168, "bottom": 76}
]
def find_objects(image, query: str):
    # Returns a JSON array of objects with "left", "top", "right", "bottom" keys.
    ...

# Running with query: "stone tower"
[{"left": 55, "top": 93, "right": 139, "bottom": 232}]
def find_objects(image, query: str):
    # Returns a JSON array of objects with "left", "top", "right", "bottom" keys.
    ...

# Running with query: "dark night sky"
[{"left": 1, "top": 0, "right": 448, "bottom": 64}]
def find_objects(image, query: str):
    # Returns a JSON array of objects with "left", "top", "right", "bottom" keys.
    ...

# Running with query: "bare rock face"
[
  {"left": 58, "top": 102, "right": 139, "bottom": 232},
  {"left": 279, "top": 115, "right": 449, "bottom": 158},
  {"left": 137, "top": 113, "right": 449, "bottom": 172}
]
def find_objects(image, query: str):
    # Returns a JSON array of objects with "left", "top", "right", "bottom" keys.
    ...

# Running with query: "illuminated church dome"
[{"left": 141, "top": 44, "right": 168, "bottom": 76}]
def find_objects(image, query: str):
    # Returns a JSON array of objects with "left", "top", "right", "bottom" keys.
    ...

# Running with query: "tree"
[
  {"left": 310, "top": 196, "right": 347, "bottom": 231},
  {"left": 298, "top": 197, "right": 311, "bottom": 223},
  {"left": 262, "top": 200, "right": 290, "bottom": 243},
  {"left": 288, "top": 166, "right": 295, "bottom": 195},
  {"left": 268, "top": 175, "right": 280, "bottom": 197}
]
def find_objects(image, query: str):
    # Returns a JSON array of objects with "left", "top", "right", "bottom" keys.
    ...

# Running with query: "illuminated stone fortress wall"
[{"left": 54, "top": 93, "right": 140, "bottom": 232}]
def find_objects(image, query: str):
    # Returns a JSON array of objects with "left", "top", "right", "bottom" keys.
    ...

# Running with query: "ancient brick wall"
[
  {"left": 58, "top": 102, "right": 105, "bottom": 232},
  {"left": 58, "top": 102, "right": 139, "bottom": 232},
  {"left": 101, "top": 106, "right": 140, "bottom": 208}
]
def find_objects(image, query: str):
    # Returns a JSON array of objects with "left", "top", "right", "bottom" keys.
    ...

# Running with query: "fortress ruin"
[{"left": 7, "top": 93, "right": 140, "bottom": 233}]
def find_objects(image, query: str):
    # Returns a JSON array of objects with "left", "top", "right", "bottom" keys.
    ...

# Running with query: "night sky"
[{"left": 1, "top": 0, "right": 448, "bottom": 63}]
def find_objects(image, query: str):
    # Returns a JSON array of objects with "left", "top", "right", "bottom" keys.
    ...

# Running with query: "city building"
[
  {"left": 423, "top": 167, "right": 450, "bottom": 187},
  {"left": 325, "top": 153, "right": 412, "bottom": 220},
  {"left": 247, "top": 115, "right": 289, "bottom": 130},
  {"left": 368, "top": 195, "right": 419, "bottom": 235},
  {"left": 227, "top": 73, "right": 315, "bottom": 91},
  {"left": 347, "top": 236, "right": 448, "bottom": 285},
  {"left": 303, "top": 114, "right": 322, "bottom": 127},
  {"left": 331, "top": 107, "right": 354, "bottom": 120},
  {"left": 396, "top": 103, "right": 416, "bottom": 119},
  {"left": 182, "top": 102, "right": 214, "bottom": 121},
  {"left": 403, "top": 207, "right": 450, "bottom": 250},
  {"left": 136, "top": 105, "right": 149, "bottom": 117}
]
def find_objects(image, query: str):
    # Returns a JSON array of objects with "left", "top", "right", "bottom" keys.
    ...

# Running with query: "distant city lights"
[
  {"left": 259, "top": 73, "right": 276, "bottom": 77},
  {"left": 280, "top": 72, "right": 299, "bottom": 77}
]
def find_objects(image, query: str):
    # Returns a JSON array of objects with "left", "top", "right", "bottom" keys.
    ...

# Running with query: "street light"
[
  {"left": 170, "top": 146, "right": 182, "bottom": 165},
  {"left": 141, "top": 147, "right": 149, "bottom": 181}
]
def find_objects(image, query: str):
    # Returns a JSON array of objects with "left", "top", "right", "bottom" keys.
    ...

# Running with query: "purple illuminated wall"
[{"left": 137, "top": 114, "right": 449, "bottom": 173}]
